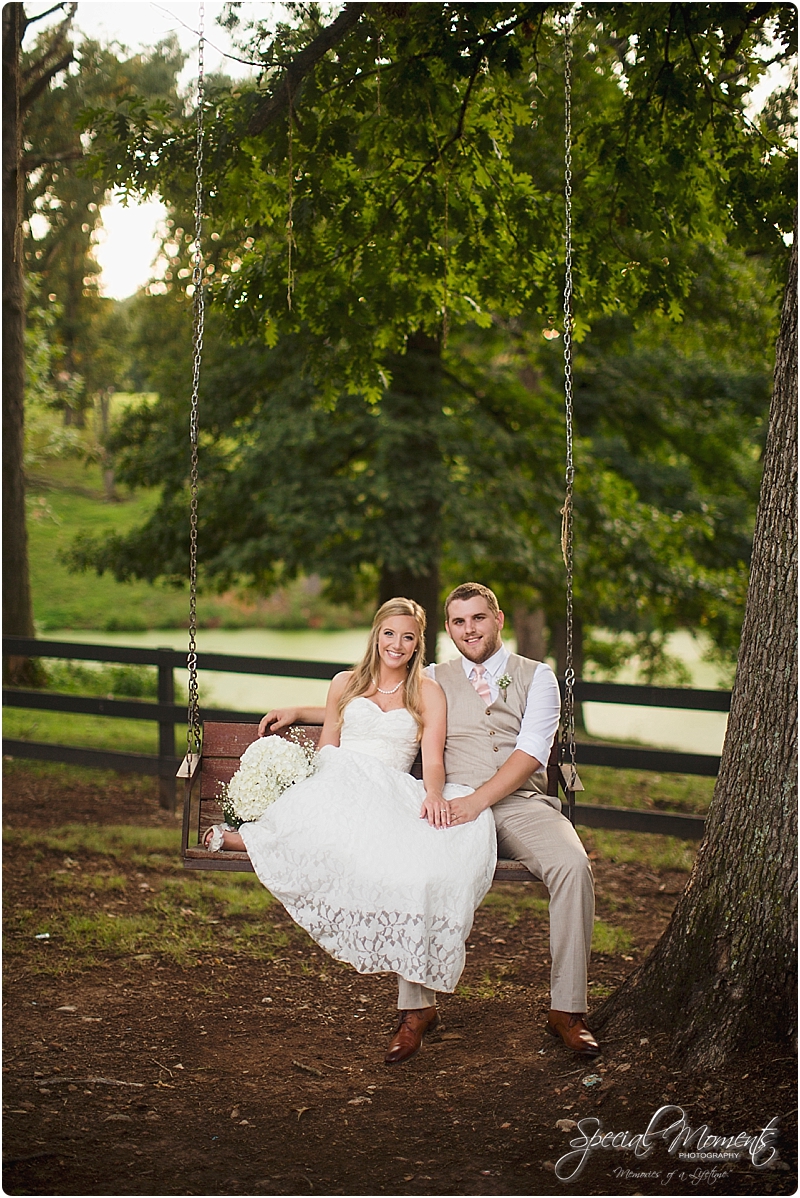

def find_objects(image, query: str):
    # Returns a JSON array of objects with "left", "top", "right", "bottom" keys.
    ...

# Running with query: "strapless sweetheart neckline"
[{"left": 350, "top": 695, "right": 414, "bottom": 717}]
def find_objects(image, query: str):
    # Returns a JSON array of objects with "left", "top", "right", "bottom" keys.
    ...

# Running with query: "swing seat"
[{"left": 181, "top": 723, "right": 567, "bottom": 882}]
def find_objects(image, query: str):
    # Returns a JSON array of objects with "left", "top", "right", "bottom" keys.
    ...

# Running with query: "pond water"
[{"left": 47, "top": 627, "right": 728, "bottom": 757}]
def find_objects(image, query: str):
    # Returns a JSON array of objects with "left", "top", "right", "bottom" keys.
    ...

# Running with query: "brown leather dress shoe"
[
  {"left": 546, "top": 1009, "right": 600, "bottom": 1056},
  {"left": 384, "top": 1006, "right": 439, "bottom": 1066}
]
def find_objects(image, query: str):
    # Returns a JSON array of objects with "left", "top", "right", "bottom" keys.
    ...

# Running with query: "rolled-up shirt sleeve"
[{"left": 515, "top": 662, "right": 561, "bottom": 766}]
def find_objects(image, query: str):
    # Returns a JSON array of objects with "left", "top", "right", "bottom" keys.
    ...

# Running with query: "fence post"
[{"left": 157, "top": 649, "right": 176, "bottom": 812}]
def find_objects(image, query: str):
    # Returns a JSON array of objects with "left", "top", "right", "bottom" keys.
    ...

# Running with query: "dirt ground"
[{"left": 2, "top": 766, "right": 796, "bottom": 1198}]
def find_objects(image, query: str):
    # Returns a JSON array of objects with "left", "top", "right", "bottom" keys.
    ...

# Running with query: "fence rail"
[{"left": 3, "top": 636, "right": 725, "bottom": 837}]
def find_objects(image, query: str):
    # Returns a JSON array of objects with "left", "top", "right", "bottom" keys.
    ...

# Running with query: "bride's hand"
[
  {"left": 258, "top": 708, "right": 299, "bottom": 736},
  {"left": 420, "top": 793, "right": 452, "bottom": 829}
]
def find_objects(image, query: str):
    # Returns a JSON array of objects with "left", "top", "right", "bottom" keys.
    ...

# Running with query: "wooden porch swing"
[{"left": 179, "top": 8, "right": 582, "bottom": 882}]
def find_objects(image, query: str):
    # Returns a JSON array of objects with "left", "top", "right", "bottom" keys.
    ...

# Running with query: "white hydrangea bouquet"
[{"left": 220, "top": 732, "right": 317, "bottom": 829}]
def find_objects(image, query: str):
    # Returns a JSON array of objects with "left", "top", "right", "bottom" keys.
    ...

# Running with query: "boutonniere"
[{"left": 497, "top": 673, "right": 512, "bottom": 700}]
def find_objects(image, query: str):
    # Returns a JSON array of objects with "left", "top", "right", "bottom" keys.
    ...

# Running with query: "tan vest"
[{"left": 434, "top": 653, "right": 555, "bottom": 806}]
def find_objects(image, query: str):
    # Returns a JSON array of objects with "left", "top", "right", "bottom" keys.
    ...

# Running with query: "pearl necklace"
[{"left": 375, "top": 679, "right": 405, "bottom": 695}]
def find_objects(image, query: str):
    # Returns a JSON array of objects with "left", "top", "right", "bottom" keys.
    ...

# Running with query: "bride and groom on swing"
[{"left": 204, "top": 582, "right": 599, "bottom": 1063}]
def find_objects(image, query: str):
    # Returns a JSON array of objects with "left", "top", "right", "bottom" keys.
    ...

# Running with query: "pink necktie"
[{"left": 470, "top": 664, "right": 492, "bottom": 704}]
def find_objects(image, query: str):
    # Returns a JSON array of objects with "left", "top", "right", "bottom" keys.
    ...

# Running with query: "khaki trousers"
[
  {"left": 394, "top": 795, "right": 593, "bottom": 1013},
  {"left": 396, "top": 979, "right": 437, "bottom": 1010},
  {"left": 493, "top": 792, "right": 594, "bottom": 1012}
]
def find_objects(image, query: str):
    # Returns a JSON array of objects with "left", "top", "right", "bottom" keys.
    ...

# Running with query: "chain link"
[
  {"left": 187, "top": 4, "right": 205, "bottom": 758},
  {"left": 560, "top": 5, "right": 577, "bottom": 821}
]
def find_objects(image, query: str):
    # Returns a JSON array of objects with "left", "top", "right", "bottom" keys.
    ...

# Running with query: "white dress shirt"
[{"left": 426, "top": 644, "right": 561, "bottom": 767}]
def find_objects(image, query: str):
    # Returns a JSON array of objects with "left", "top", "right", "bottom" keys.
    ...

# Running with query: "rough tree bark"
[
  {"left": 594, "top": 228, "right": 798, "bottom": 1067},
  {"left": 2, "top": 4, "right": 37, "bottom": 684},
  {"left": 378, "top": 332, "right": 444, "bottom": 665},
  {"left": 3, "top": 2, "right": 74, "bottom": 685},
  {"left": 512, "top": 606, "right": 548, "bottom": 661},
  {"left": 379, "top": 564, "right": 440, "bottom": 666}
]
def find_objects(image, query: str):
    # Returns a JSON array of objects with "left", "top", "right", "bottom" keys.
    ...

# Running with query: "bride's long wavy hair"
[{"left": 336, "top": 597, "right": 427, "bottom": 737}]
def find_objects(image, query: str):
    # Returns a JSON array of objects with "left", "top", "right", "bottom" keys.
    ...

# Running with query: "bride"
[{"left": 203, "top": 597, "right": 497, "bottom": 1064}]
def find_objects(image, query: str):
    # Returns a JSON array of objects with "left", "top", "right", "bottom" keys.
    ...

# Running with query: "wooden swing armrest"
[{"left": 176, "top": 752, "right": 201, "bottom": 779}]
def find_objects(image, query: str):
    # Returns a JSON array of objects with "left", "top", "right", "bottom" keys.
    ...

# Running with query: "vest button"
[
  {"left": 493, "top": 745, "right": 499, "bottom": 752},
  {"left": 489, "top": 730, "right": 495, "bottom": 736},
  {"left": 485, "top": 708, "right": 492, "bottom": 716}
]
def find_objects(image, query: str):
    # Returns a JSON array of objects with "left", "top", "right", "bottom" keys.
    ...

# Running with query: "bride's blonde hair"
[{"left": 336, "top": 597, "right": 427, "bottom": 737}]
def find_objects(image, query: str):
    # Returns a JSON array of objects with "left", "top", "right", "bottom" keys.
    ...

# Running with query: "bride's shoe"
[{"left": 202, "top": 823, "right": 234, "bottom": 852}]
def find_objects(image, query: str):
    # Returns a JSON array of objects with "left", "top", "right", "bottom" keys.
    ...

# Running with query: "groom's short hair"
[{"left": 444, "top": 583, "right": 501, "bottom": 620}]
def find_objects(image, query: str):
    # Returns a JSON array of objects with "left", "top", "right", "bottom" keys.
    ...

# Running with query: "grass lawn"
[
  {"left": 3, "top": 822, "right": 293, "bottom": 972},
  {"left": 2, "top": 708, "right": 166, "bottom": 755},
  {"left": 26, "top": 455, "right": 371, "bottom": 633},
  {"left": 579, "top": 763, "right": 714, "bottom": 815},
  {"left": 27, "top": 458, "right": 189, "bottom": 632},
  {"left": 3, "top": 814, "right": 686, "bottom": 978}
]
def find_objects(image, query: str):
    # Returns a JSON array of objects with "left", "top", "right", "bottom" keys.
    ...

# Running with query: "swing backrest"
[{"left": 181, "top": 722, "right": 561, "bottom": 881}]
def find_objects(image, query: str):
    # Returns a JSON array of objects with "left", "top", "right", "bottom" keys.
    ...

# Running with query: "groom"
[{"left": 388, "top": 582, "right": 598, "bottom": 1064}]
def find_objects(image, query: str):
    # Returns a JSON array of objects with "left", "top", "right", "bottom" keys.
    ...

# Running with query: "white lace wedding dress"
[{"left": 239, "top": 697, "right": 497, "bottom": 991}]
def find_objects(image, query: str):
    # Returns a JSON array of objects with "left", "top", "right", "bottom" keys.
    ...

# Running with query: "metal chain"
[
  {"left": 560, "top": 5, "right": 577, "bottom": 821},
  {"left": 187, "top": 3, "right": 206, "bottom": 758}
]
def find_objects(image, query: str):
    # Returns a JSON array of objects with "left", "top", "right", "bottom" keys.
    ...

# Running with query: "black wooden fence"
[{"left": 3, "top": 636, "right": 728, "bottom": 838}]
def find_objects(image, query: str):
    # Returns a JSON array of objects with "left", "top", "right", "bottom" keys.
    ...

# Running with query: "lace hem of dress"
[{"left": 287, "top": 898, "right": 468, "bottom": 991}]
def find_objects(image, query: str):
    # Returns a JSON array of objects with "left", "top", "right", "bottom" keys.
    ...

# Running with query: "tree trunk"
[
  {"left": 595, "top": 228, "right": 798, "bottom": 1068},
  {"left": 513, "top": 605, "right": 547, "bottom": 660},
  {"left": 379, "top": 563, "right": 440, "bottom": 666},
  {"left": 99, "top": 392, "right": 117, "bottom": 501},
  {"left": 2, "top": 4, "right": 40, "bottom": 685},
  {"left": 377, "top": 332, "right": 444, "bottom": 665}
]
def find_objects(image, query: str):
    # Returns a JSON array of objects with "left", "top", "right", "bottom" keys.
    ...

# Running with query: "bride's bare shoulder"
[{"left": 419, "top": 674, "right": 445, "bottom": 709}]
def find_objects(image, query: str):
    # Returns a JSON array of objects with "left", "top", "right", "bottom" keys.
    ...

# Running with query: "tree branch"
[
  {"left": 247, "top": 3, "right": 367, "bottom": 137},
  {"left": 721, "top": 2, "right": 772, "bottom": 63},
  {"left": 21, "top": 0, "right": 74, "bottom": 80},
  {"left": 22, "top": 146, "right": 82, "bottom": 171},
  {"left": 25, "top": 1, "right": 70, "bottom": 27},
  {"left": 20, "top": 3, "right": 75, "bottom": 113},
  {"left": 20, "top": 47, "right": 72, "bottom": 111}
]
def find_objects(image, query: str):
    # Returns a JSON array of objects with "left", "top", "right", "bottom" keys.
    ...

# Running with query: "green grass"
[
  {"left": 587, "top": 980, "right": 615, "bottom": 999},
  {"left": 456, "top": 968, "right": 513, "bottom": 1000},
  {"left": 480, "top": 891, "right": 644, "bottom": 955},
  {"left": 5, "top": 824, "right": 180, "bottom": 858},
  {"left": 27, "top": 459, "right": 188, "bottom": 632},
  {"left": 3, "top": 707, "right": 166, "bottom": 754},
  {"left": 26, "top": 454, "right": 371, "bottom": 632},
  {"left": 2, "top": 758, "right": 159, "bottom": 789},
  {"left": 578, "top": 765, "right": 715, "bottom": 816},
  {"left": 36, "top": 660, "right": 159, "bottom": 698},
  {"left": 3, "top": 822, "right": 297, "bottom": 973},
  {"left": 579, "top": 827, "right": 697, "bottom": 872},
  {"left": 159, "top": 876, "right": 276, "bottom": 917},
  {"left": 591, "top": 920, "right": 634, "bottom": 955},
  {"left": 49, "top": 870, "right": 128, "bottom": 892},
  {"left": 480, "top": 890, "right": 549, "bottom": 925}
]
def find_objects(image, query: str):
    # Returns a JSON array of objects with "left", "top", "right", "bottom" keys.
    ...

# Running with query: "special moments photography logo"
[{"left": 554, "top": 1104, "right": 780, "bottom": 1182}]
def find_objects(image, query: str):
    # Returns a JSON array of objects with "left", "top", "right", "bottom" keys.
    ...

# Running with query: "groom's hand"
[
  {"left": 447, "top": 793, "right": 488, "bottom": 825},
  {"left": 259, "top": 708, "right": 298, "bottom": 735}
]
